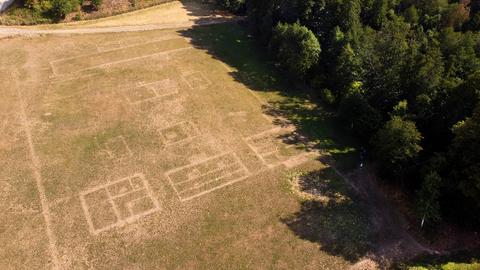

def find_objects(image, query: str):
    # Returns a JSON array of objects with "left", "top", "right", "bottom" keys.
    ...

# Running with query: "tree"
[
  {"left": 242, "top": 0, "right": 480, "bottom": 227},
  {"left": 334, "top": 42, "right": 362, "bottom": 100},
  {"left": 450, "top": 103, "right": 480, "bottom": 206},
  {"left": 372, "top": 0, "right": 389, "bottom": 29},
  {"left": 339, "top": 90, "right": 382, "bottom": 141},
  {"left": 404, "top": 5, "right": 419, "bottom": 25},
  {"left": 417, "top": 170, "right": 442, "bottom": 226},
  {"left": 359, "top": 19, "right": 411, "bottom": 112},
  {"left": 390, "top": 100, "right": 408, "bottom": 119},
  {"left": 271, "top": 22, "right": 321, "bottom": 78},
  {"left": 373, "top": 116, "right": 423, "bottom": 175},
  {"left": 246, "top": 0, "right": 277, "bottom": 43}
]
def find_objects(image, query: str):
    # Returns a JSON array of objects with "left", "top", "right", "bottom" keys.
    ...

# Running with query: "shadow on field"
[
  {"left": 282, "top": 169, "right": 371, "bottom": 262},
  {"left": 178, "top": 22, "right": 360, "bottom": 172},
  {"left": 178, "top": 22, "right": 375, "bottom": 263},
  {"left": 177, "top": 22, "right": 437, "bottom": 267},
  {"left": 282, "top": 200, "right": 371, "bottom": 262},
  {"left": 179, "top": 0, "right": 240, "bottom": 26}
]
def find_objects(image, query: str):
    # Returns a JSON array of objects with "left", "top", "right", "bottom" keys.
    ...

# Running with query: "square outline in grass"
[
  {"left": 159, "top": 121, "right": 200, "bottom": 146},
  {"left": 79, "top": 173, "right": 160, "bottom": 235},
  {"left": 181, "top": 71, "right": 211, "bottom": 90},
  {"left": 99, "top": 135, "right": 134, "bottom": 160}
]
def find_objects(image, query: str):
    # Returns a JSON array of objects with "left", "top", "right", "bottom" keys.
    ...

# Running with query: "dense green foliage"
[
  {"left": 374, "top": 116, "right": 423, "bottom": 175},
  {"left": 271, "top": 22, "right": 321, "bottom": 78},
  {"left": 50, "top": 0, "right": 76, "bottom": 19},
  {"left": 215, "top": 0, "right": 480, "bottom": 228},
  {"left": 4, "top": 0, "right": 171, "bottom": 23},
  {"left": 450, "top": 102, "right": 480, "bottom": 207}
]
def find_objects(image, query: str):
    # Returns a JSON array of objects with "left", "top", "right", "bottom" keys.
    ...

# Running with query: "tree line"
[{"left": 212, "top": 0, "right": 480, "bottom": 228}]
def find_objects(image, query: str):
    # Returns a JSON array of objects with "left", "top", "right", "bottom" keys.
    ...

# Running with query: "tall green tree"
[
  {"left": 373, "top": 116, "right": 423, "bottom": 176},
  {"left": 339, "top": 90, "right": 382, "bottom": 140},
  {"left": 450, "top": 103, "right": 480, "bottom": 206},
  {"left": 271, "top": 22, "right": 321, "bottom": 78}
]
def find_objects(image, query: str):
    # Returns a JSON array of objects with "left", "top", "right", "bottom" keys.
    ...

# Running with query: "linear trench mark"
[{"left": 14, "top": 70, "right": 60, "bottom": 270}]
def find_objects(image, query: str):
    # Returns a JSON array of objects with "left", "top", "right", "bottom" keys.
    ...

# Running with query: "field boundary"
[{"left": 13, "top": 69, "right": 60, "bottom": 269}]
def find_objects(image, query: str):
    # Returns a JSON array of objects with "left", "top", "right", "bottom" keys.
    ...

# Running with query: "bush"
[
  {"left": 50, "top": 0, "right": 77, "bottom": 20},
  {"left": 91, "top": 0, "right": 102, "bottom": 10}
]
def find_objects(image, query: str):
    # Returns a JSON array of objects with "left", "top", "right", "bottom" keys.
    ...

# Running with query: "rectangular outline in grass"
[
  {"left": 244, "top": 127, "right": 307, "bottom": 168},
  {"left": 101, "top": 135, "right": 134, "bottom": 160},
  {"left": 50, "top": 43, "right": 193, "bottom": 76},
  {"left": 50, "top": 37, "right": 185, "bottom": 69},
  {"left": 165, "top": 152, "right": 250, "bottom": 202},
  {"left": 159, "top": 121, "right": 200, "bottom": 147},
  {"left": 79, "top": 173, "right": 160, "bottom": 235},
  {"left": 181, "top": 71, "right": 212, "bottom": 90},
  {"left": 121, "top": 79, "right": 180, "bottom": 105}
]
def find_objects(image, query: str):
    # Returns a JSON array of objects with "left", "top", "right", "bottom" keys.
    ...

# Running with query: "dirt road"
[{"left": 0, "top": 1, "right": 240, "bottom": 37}]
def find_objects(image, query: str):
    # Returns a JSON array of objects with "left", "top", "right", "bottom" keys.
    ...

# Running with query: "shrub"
[
  {"left": 91, "top": 0, "right": 102, "bottom": 10},
  {"left": 50, "top": 0, "right": 77, "bottom": 20},
  {"left": 320, "top": 89, "right": 335, "bottom": 106}
]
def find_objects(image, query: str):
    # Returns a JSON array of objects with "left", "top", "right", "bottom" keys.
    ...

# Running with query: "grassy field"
[{"left": 0, "top": 22, "right": 370, "bottom": 269}]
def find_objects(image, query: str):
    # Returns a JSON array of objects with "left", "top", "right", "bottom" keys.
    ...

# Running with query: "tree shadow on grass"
[
  {"left": 176, "top": 21, "right": 392, "bottom": 263},
  {"left": 177, "top": 21, "right": 432, "bottom": 266},
  {"left": 178, "top": 0, "right": 244, "bottom": 26},
  {"left": 282, "top": 199, "right": 371, "bottom": 262},
  {"left": 178, "top": 22, "right": 361, "bottom": 173},
  {"left": 283, "top": 168, "right": 372, "bottom": 262}
]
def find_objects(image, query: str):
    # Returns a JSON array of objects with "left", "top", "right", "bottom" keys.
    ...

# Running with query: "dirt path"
[
  {"left": 0, "top": 1, "right": 240, "bottom": 37},
  {"left": 341, "top": 165, "right": 440, "bottom": 268}
]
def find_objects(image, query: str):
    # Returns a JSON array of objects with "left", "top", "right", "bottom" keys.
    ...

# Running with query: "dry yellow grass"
[{"left": 0, "top": 17, "right": 371, "bottom": 269}]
